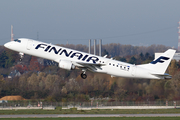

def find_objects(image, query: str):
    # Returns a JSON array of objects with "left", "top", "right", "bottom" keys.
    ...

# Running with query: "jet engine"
[{"left": 59, "top": 60, "right": 75, "bottom": 70}]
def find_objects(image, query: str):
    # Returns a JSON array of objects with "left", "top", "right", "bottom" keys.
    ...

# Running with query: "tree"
[
  {"left": 164, "top": 80, "right": 174, "bottom": 100},
  {"left": 129, "top": 56, "right": 137, "bottom": 64},
  {"left": 44, "top": 74, "right": 58, "bottom": 90},
  {"left": 139, "top": 53, "right": 144, "bottom": 60},
  {"left": 29, "top": 56, "right": 40, "bottom": 71},
  {"left": 171, "top": 71, "right": 180, "bottom": 99},
  {"left": 0, "top": 51, "right": 15, "bottom": 68},
  {"left": 102, "top": 49, "right": 109, "bottom": 57},
  {"left": 14, "top": 64, "right": 28, "bottom": 74},
  {"left": 167, "top": 60, "right": 177, "bottom": 76},
  {"left": 119, "top": 57, "right": 127, "bottom": 62},
  {"left": 27, "top": 73, "right": 39, "bottom": 91}
]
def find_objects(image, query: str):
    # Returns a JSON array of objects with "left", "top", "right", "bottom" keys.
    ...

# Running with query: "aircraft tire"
[{"left": 81, "top": 73, "right": 87, "bottom": 79}]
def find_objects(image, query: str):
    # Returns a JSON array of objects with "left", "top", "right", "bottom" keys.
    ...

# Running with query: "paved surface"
[
  {"left": 1, "top": 114, "right": 180, "bottom": 118},
  {"left": 0, "top": 106, "right": 179, "bottom": 110}
]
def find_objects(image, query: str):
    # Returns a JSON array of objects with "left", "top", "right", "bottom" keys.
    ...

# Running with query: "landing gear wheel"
[{"left": 81, "top": 73, "right": 87, "bottom": 79}]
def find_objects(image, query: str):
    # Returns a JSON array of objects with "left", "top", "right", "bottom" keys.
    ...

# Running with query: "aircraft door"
[
  {"left": 131, "top": 65, "right": 136, "bottom": 76},
  {"left": 26, "top": 39, "right": 33, "bottom": 50}
]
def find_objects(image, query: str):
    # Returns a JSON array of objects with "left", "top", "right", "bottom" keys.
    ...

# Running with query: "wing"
[
  {"left": 73, "top": 61, "right": 106, "bottom": 72},
  {"left": 54, "top": 58, "right": 107, "bottom": 72}
]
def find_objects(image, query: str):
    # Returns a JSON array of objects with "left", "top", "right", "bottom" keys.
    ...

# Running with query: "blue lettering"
[
  {"left": 86, "top": 56, "right": 99, "bottom": 63},
  {"left": 45, "top": 46, "right": 51, "bottom": 51},
  {"left": 35, "top": 44, "right": 47, "bottom": 49},
  {"left": 35, "top": 44, "right": 100, "bottom": 63},
  {"left": 70, "top": 52, "right": 83, "bottom": 60},
  {"left": 49, "top": 47, "right": 62, "bottom": 54},
  {"left": 60, "top": 49, "right": 72, "bottom": 57},
  {"left": 82, "top": 55, "right": 89, "bottom": 61}
]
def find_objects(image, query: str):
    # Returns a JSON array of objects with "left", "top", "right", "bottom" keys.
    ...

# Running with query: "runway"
[{"left": 1, "top": 114, "right": 180, "bottom": 118}]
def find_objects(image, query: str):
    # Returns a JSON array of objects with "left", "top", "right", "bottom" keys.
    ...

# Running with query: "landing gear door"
[{"left": 26, "top": 39, "right": 33, "bottom": 50}]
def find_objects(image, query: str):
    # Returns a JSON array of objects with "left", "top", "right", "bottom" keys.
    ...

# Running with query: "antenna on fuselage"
[{"left": 11, "top": 25, "right": 14, "bottom": 41}]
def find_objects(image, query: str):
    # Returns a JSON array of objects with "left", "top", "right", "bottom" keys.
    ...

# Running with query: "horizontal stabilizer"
[{"left": 151, "top": 73, "right": 172, "bottom": 79}]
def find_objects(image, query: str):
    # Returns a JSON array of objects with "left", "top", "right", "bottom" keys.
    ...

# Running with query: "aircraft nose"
[{"left": 4, "top": 42, "right": 11, "bottom": 48}]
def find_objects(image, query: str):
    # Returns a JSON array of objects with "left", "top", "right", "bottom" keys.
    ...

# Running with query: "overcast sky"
[{"left": 0, "top": 0, "right": 180, "bottom": 48}]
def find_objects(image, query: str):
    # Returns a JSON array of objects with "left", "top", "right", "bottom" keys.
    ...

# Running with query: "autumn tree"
[
  {"left": 167, "top": 60, "right": 177, "bottom": 76},
  {"left": 27, "top": 73, "right": 39, "bottom": 91},
  {"left": 29, "top": 56, "right": 41, "bottom": 71},
  {"left": 171, "top": 71, "right": 180, "bottom": 100},
  {"left": 14, "top": 64, "right": 28, "bottom": 74}
]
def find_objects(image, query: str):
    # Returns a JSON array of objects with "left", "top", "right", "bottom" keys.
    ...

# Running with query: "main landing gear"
[
  {"left": 81, "top": 69, "right": 87, "bottom": 79},
  {"left": 81, "top": 73, "right": 87, "bottom": 79}
]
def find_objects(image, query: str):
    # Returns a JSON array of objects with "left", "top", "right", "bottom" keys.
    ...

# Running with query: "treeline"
[
  {"left": 0, "top": 43, "right": 179, "bottom": 102},
  {"left": 60, "top": 43, "right": 170, "bottom": 57}
]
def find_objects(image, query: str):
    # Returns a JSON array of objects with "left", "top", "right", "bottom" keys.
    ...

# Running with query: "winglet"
[{"left": 103, "top": 55, "right": 107, "bottom": 58}]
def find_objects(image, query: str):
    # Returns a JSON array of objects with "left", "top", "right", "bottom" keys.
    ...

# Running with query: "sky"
[{"left": 0, "top": 0, "right": 180, "bottom": 48}]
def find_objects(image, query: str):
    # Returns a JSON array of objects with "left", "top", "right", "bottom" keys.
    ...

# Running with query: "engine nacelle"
[{"left": 59, "top": 60, "right": 75, "bottom": 70}]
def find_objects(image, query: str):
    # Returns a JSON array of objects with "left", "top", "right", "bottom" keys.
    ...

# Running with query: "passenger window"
[{"left": 109, "top": 63, "right": 111, "bottom": 65}]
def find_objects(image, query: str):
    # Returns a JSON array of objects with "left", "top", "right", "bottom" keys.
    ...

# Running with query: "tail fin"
[{"left": 138, "top": 49, "right": 176, "bottom": 74}]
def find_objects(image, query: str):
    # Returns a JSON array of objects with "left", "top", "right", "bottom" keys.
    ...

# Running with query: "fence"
[{"left": 0, "top": 100, "right": 180, "bottom": 108}]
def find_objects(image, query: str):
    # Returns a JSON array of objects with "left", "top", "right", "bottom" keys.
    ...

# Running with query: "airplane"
[{"left": 4, "top": 38, "right": 176, "bottom": 79}]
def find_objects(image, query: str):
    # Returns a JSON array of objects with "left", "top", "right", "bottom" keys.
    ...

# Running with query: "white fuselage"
[{"left": 4, "top": 38, "right": 165, "bottom": 79}]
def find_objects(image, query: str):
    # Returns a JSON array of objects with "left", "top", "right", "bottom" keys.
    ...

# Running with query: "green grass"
[
  {"left": 1, "top": 117, "right": 180, "bottom": 120},
  {"left": 0, "top": 107, "right": 180, "bottom": 115}
]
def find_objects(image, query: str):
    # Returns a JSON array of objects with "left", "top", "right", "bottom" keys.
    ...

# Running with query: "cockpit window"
[{"left": 14, "top": 39, "right": 21, "bottom": 43}]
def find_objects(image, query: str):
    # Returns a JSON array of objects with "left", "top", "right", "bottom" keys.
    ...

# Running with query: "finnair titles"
[
  {"left": 35, "top": 43, "right": 99, "bottom": 64},
  {"left": 4, "top": 38, "right": 176, "bottom": 80}
]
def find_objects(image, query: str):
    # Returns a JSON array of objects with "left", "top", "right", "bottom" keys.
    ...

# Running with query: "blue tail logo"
[{"left": 151, "top": 56, "right": 169, "bottom": 64}]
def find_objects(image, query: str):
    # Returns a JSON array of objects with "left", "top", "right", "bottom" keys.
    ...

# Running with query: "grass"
[{"left": 0, "top": 107, "right": 180, "bottom": 115}]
